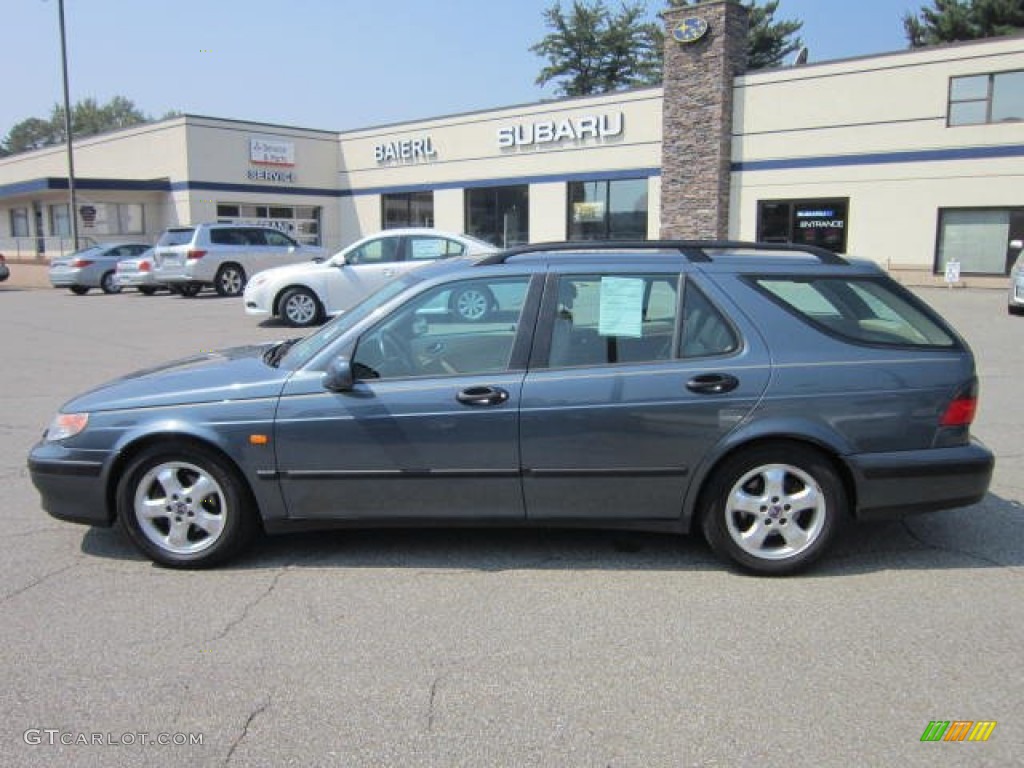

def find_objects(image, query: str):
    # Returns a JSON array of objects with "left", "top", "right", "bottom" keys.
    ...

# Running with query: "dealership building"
[{"left": 1, "top": 1, "right": 1022, "bottom": 284}]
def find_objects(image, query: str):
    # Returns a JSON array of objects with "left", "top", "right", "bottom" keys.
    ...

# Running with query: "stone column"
[{"left": 659, "top": 0, "right": 748, "bottom": 239}]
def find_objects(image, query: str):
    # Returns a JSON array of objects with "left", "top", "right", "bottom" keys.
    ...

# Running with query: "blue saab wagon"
[{"left": 28, "top": 242, "right": 994, "bottom": 574}]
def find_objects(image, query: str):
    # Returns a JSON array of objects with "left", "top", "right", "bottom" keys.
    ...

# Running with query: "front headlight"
[{"left": 46, "top": 413, "right": 89, "bottom": 442}]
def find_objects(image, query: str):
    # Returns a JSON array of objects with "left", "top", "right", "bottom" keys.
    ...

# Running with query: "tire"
[
  {"left": 177, "top": 283, "right": 202, "bottom": 297},
  {"left": 100, "top": 271, "right": 121, "bottom": 294},
  {"left": 700, "top": 443, "right": 845, "bottom": 576},
  {"left": 1009, "top": 305, "right": 1024, "bottom": 316},
  {"left": 139, "top": 286, "right": 158, "bottom": 296},
  {"left": 69, "top": 286, "right": 89, "bottom": 295},
  {"left": 279, "top": 286, "right": 324, "bottom": 327},
  {"left": 214, "top": 264, "right": 246, "bottom": 297},
  {"left": 450, "top": 284, "right": 495, "bottom": 322},
  {"left": 117, "top": 442, "right": 258, "bottom": 568}
]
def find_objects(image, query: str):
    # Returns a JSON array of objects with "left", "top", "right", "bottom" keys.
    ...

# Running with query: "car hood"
[{"left": 63, "top": 344, "right": 293, "bottom": 413}]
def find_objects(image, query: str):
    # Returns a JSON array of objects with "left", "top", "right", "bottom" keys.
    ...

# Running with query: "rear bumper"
[{"left": 846, "top": 440, "right": 994, "bottom": 520}]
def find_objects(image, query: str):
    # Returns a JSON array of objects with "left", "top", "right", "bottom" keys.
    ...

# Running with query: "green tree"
[
  {"left": 667, "top": 0, "right": 804, "bottom": 70},
  {"left": 904, "top": 0, "right": 1024, "bottom": 47},
  {"left": 2, "top": 96, "right": 155, "bottom": 155},
  {"left": 531, "top": 1, "right": 662, "bottom": 96}
]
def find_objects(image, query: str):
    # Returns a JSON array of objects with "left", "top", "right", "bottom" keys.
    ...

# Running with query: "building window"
[
  {"left": 936, "top": 208, "right": 1024, "bottom": 276},
  {"left": 568, "top": 178, "right": 648, "bottom": 240},
  {"left": 49, "top": 204, "right": 71, "bottom": 237},
  {"left": 757, "top": 199, "right": 849, "bottom": 254},
  {"left": 216, "top": 203, "right": 321, "bottom": 245},
  {"left": 10, "top": 208, "right": 30, "bottom": 238},
  {"left": 948, "top": 70, "right": 1024, "bottom": 126},
  {"left": 382, "top": 192, "right": 434, "bottom": 229},
  {"left": 115, "top": 203, "right": 144, "bottom": 234},
  {"left": 465, "top": 185, "right": 529, "bottom": 247}
]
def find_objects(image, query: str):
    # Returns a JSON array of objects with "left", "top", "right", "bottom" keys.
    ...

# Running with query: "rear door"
[{"left": 519, "top": 269, "right": 772, "bottom": 521}]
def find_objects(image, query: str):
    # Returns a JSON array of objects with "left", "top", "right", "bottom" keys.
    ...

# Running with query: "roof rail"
[{"left": 477, "top": 240, "right": 848, "bottom": 266}]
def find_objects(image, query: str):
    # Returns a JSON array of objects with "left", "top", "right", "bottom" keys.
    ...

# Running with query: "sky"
[{"left": 0, "top": 0, "right": 928, "bottom": 139}]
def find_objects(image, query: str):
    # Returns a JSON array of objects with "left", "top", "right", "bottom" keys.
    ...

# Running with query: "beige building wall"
[
  {"left": 338, "top": 88, "right": 663, "bottom": 246},
  {"left": 731, "top": 36, "right": 1024, "bottom": 279}
]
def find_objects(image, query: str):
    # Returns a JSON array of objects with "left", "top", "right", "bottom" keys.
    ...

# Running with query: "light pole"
[{"left": 58, "top": 0, "right": 78, "bottom": 250}]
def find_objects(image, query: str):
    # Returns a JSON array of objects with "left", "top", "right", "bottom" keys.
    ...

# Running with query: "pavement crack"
[
  {"left": 223, "top": 696, "right": 270, "bottom": 767},
  {"left": 210, "top": 569, "right": 287, "bottom": 643},
  {"left": 427, "top": 674, "right": 442, "bottom": 732},
  {"left": 0, "top": 561, "right": 80, "bottom": 603}
]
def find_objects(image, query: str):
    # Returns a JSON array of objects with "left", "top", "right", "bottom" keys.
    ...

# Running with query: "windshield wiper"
[{"left": 263, "top": 338, "right": 300, "bottom": 367}]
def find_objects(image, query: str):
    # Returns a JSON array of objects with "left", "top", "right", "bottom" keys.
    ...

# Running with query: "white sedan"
[{"left": 243, "top": 229, "right": 497, "bottom": 326}]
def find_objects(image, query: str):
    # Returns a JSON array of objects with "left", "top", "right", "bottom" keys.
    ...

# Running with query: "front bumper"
[
  {"left": 28, "top": 441, "right": 114, "bottom": 527},
  {"left": 846, "top": 440, "right": 994, "bottom": 520},
  {"left": 1009, "top": 276, "right": 1024, "bottom": 308}
]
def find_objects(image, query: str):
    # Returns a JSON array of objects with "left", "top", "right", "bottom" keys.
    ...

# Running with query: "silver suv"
[{"left": 153, "top": 223, "right": 325, "bottom": 297}]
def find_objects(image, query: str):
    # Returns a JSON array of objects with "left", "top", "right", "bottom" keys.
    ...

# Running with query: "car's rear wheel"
[
  {"left": 1009, "top": 305, "right": 1024, "bottom": 316},
  {"left": 279, "top": 287, "right": 323, "bottom": 327},
  {"left": 117, "top": 442, "right": 257, "bottom": 568},
  {"left": 139, "top": 286, "right": 158, "bottom": 296},
  {"left": 450, "top": 284, "right": 495, "bottom": 322},
  {"left": 100, "top": 271, "right": 121, "bottom": 294},
  {"left": 69, "top": 286, "right": 89, "bottom": 295},
  {"left": 215, "top": 264, "right": 246, "bottom": 297},
  {"left": 177, "top": 283, "right": 202, "bottom": 297},
  {"left": 701, "top": 443, "right": 845, "bottom": 576}
]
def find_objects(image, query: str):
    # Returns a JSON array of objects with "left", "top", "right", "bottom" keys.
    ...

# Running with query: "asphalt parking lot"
[{"left": 1, "top": 283, "right": 1021, "bottom": 767}]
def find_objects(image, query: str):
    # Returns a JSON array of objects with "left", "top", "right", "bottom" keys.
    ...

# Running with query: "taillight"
[
  {"left": 940, "top": 381, "right": 978, "bottom": 427},
  {"left": 71, "top": 259, "right": 93, "bottom": 268},
  {"left": 187, "top": 249, "right": 207, "bottom": 260},
  {"left": 139, "top": 260, "right": 151, "bottom": 272}
]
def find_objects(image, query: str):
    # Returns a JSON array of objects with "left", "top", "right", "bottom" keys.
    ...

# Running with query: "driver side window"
[{"left": 351, "top": 276, "right": 531, "bottom": 380}]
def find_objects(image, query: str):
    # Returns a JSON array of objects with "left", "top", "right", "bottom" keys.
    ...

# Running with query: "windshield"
[{"left": 278, "top": 274, "right": 421, "bottom": 369}]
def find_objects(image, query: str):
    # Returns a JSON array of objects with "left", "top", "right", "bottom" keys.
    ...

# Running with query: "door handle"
[
  {"left": 456, "top": 386, "right": 509, "bottom": 407},
  {"left": 686, "top": 373, "right": 739, "bottom": 395}
]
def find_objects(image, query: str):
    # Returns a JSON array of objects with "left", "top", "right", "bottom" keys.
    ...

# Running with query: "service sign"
[{"left": 249, "top": 137, "right": 295, "bottom": 167}]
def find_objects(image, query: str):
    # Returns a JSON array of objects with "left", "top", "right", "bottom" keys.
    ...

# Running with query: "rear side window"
[
  {"left": 408, "top": 236, "right": 465, "bottom": 261},
  {"left": 157, "top": 228, "right": 194, "bottom": 247},
  {"left": 547, "top": 274, "right": 679, "bottom": 367},
  {"left": 754, "top": 277, "right": 957, "bottom": 347}
]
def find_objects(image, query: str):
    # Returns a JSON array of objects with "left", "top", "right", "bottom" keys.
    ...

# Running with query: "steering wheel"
[{"left": 375, "top": 328, "right": 416, "bottom": 375}]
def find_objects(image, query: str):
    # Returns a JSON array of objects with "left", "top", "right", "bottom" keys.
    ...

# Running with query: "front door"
[{"left": 274, "top": 273, "right": 538, "bottom": 521}]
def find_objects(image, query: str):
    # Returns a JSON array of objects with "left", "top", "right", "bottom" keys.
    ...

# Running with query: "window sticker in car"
[{"left": 598, "top": 277, "right": 645, "bottom": 338}]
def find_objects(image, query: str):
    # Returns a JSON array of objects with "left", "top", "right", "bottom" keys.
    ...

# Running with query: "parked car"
[
  {"left": 28, "top": 240, "right": 994, "bottom": 574},
  {"left": 1008, "top": 239, "right": 1024, "bottom": 316},
  {"left": 48, "top": 243, "right": 151, "bottom": 294},
  {"left": 114, "top": 248, "right": 163, "bottom": 295},
  {"left": 152, "top": 223, "right": 324, "bottom": 298},
  {"left": 243, "top": 229, "right": 497, "bottom": 327},
  {"left": 0, "top": 253, "right": 9, "bottom": 282}
]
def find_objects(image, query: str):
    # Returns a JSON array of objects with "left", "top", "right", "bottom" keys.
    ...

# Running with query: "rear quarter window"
[
  {"left": 157, "top": 229, "right": 194, "bottom": 247},
  {"left": 753, "top": 277, "right": 957, "bottom": 347}
]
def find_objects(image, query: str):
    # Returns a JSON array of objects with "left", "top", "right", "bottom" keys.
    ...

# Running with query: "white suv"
[{"left": 153, "top": 223, "right": 325, "bottom": 297}]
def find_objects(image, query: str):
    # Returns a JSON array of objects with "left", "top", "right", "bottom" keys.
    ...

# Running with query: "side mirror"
[{"left": 323, "top": 356, "right": 354, "bottom": 392}]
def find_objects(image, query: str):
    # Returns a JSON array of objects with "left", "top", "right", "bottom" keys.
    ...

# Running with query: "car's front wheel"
[
  {"left": 279, "top": 287, "right": 323, "bottom": 327},
  {"left": 215, "top": 264, "right": 246, "bottom": 297},
  {"left": 117, "top": 442, "right": 258, "bottom": 568},
  {"left": 701, "top": 443, "right": 845, "bottom": 576}
]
